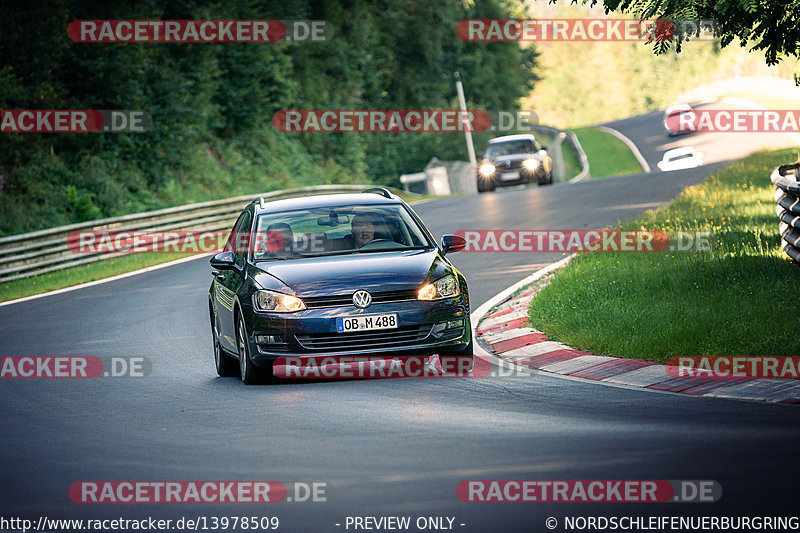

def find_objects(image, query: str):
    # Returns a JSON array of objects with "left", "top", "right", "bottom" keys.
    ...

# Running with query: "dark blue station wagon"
[{"left": 208, "top": 189, "right": 471, "bottom": 384}]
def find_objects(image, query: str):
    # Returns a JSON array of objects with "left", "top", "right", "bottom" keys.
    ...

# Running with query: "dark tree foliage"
[
  {"left": 0, "top": 0, "right": 539, "bottom": 233},
  {"left": 570, "top": 0, "right": 800, "bottom": 66}
]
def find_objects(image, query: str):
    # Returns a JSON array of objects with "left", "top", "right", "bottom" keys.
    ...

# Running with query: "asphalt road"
[{"left": 1, "top": 108, "right": 799, "bottom": 532}]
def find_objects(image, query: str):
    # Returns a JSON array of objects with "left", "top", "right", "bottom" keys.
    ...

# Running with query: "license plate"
[
  {"left": 337, "top": 314, "right": 398, "bottom": 333},
  {"left": 500, "top": 170, "right": 520, "bottom": 181}
]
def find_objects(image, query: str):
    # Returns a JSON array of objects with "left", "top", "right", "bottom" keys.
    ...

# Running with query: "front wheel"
[
  {"left": 477, "top": 179, "right": 496, "bottom": 193},
  {"left": 237, "top": 314, "right": 269, "bottom": 385},
  {"left": 439, "top": 339, "right": 474, "bottom": 375}
]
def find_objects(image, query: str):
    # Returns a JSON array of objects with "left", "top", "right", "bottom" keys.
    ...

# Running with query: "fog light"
[
  {"left": 431, "top": 319, "right": 464, "bottom": 338},
  {"left": 431, "top": 323, "right": 446, "bottom": 338},
  {"left": 255, "top": 335, "right": 282, "bottom": 344}
]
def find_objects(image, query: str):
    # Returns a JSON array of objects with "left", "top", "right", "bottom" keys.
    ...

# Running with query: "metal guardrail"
[
  {"left": 564, "top": 130, "right": 590, "bottom": 182},
  {"left": 528, "top": 124, "right": 590, "bottom": 182},
  {"left": 771, "top": 163, "right": 800, "bottom": 263},
  {"left": 0, "top": 184, "right": 413, "bottom": 283}
]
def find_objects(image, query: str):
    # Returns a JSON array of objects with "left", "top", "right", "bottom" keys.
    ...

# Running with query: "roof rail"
[{"left": 363, "top": 187, "right": 393, "bottom": 198}]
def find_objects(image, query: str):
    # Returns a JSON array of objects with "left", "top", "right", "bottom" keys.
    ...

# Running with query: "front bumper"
[
  {"left": 479, "top": 166, "right": 543, "bottom": 186},
  {"left": 241, "top": 297, "right": 471, "bottom": 365}
]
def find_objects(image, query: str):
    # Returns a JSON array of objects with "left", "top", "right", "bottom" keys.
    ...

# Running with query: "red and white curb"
[{"left": 471, "top": 256, "right": 800, "bottom": 405}]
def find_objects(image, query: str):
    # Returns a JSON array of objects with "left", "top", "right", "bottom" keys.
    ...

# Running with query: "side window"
[
  {"left": 224, "top": 211, "right": 252, "bottom": 267},
  {"left": 234, "top": 211, "right": 252, "bottom": 267},
  {"left": 224, "top": 213, "right": 246, "bottom": 252}
]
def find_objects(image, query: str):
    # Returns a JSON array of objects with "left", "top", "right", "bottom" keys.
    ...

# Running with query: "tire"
[
  {"left": 210, "top": 303, "right": 237, "bottom": 377},
  {"left": 538, "top": 170, "right": 553, "bottom": 186},
  {"left": 477, "top": 175, "right": 496, "bottom": 193},
  {"left": 236, "top": 313, "right": 269, "bottom": 385},
  {"left": 439, "top": 339, "right": 474, "bottom": 375}
]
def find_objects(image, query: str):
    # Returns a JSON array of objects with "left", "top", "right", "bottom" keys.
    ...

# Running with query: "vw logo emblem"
[{"left": 352, "top": 290, "right": 372, "bottom": 308}]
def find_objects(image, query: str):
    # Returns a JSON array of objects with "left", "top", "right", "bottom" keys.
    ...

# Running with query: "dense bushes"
[{"left": 0, "top": 0, "right": 537, "bottom": 235}]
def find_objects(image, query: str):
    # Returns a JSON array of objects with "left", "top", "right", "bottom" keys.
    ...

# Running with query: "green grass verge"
[
  {"left": 0, "top": 252, "right": 194, "bottom": 303},
  {"left": 572, "top": 127, "right": 643, "bottom": 179},
  {"left": 0, "top": 190, "right": 432, "bottom": 303},
  {"left": 527, "top": 147, "right": 800, "bottom": 362}
]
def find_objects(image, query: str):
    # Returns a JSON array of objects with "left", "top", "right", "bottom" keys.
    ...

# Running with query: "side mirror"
[
  {"left": 210, "top": 251, "right": 236, "bottom": 270},
  {"left": 541, "top": 145, "right": 547, "bottom": 151},
  {"left": 441, "top": 234, "right": 467, "bottom": 255}
]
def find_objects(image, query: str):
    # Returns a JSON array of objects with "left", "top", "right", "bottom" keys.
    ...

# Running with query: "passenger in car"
[{"left": 263, "top": 222, "right": 294, "bottom": 255}]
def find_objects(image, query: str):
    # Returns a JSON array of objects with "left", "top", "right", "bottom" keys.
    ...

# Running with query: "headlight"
[
  {"left": 479, "top": 163, "right": 496, "bottom": 176},
  {"left": 523, "top": 158, "right": 539, "bottom": 170},
  {"left": 418, "top": 275, "right": 460, "bottom": 300},
  {"left": 252, "top": 290, "right": 306, "bottom": 312}
]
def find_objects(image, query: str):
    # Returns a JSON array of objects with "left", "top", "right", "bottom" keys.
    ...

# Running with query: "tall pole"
[{"left": 454, "top": 72, "right": 477, "bottom": 168}]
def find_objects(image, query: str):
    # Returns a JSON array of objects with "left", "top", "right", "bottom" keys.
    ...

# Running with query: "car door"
[{"left": 214, "top": 210, "right": 252, "bottom": 352}]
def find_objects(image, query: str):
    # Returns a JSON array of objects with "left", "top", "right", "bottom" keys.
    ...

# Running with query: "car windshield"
[
  {"left": 669, "top": 153, "right": 695, "bottom": 161},
  {"left": 485, "top": 140, "right": 535, "bottom": 157},
  {"left": 252, "top": 203, "right": 434, "bottom": 261}
]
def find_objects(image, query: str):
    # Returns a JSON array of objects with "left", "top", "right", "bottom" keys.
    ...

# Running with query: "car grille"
[
  {"left": 295, "top": 324, "right": 432, "bottom": 352},
  {"left": 496, "top": 160, "right": 522, "bottom": 171},
  {"left": 303, "top": 289, "right": 418, "bottom": 309}
]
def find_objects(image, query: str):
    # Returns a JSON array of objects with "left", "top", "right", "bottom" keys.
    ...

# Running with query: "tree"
[{"left": 568, "top": 0, "right": 799, "bottom": 67}]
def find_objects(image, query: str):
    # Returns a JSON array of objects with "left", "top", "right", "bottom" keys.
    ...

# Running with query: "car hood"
[{"left": 251, "top": 249, "right": 450, "bottom": 297}]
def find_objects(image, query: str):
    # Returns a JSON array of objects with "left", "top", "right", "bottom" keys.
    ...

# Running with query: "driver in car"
[{"left": 350, "top": 214, "right": 376, "bottom": 248}]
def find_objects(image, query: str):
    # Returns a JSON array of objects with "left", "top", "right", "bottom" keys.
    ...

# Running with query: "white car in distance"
[{"left": 657, "top": 146, "right": 704, "bottom": 172}]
